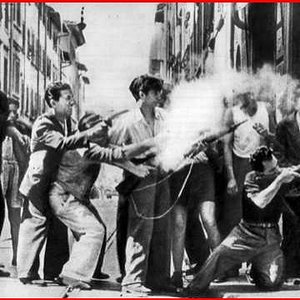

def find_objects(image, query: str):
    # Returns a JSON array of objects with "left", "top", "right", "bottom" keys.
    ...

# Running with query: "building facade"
[
  {"left": 0, "top": 3, "right": 89, "bottom": 122},
  {"left": 150, "top": 3, "right": 300, "bottom": 83}
]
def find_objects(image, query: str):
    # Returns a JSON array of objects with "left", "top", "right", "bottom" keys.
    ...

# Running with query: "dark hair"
[
  {"left": 250, "top": 146, "right": 273, "bottom": 172},
  {"left": 239, "top": 92, "right": 255, "bottom": 109},
  {"left": 44, "top": 82, "right": 71, "bottom": 107},
  {"left": 8, "top": 98, "right": 20, "bottom": 108},
  {"left": 129, "top": 75, "right": 163, "bottom": 101}
]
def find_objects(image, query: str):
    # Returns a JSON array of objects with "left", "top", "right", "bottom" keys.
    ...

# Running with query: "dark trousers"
[
  {"left": 219, "top": 154, "right": 251, "bottom": 238},
  {"left": 190, "top": 222, "right": 285, "bottom": 291},
  {"left": 44, "top": 216, "right": 69, "bottom": 280},
  {"left": 116, "top": 196, "right": 128, "bottom": 277},
  {"left": 281, "top": 195, "right": 300, "bottom": 277},
  {"left": 185, "top": 208, "right": 210, "bottom": 266}
]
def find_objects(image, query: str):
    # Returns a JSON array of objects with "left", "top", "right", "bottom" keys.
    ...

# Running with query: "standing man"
[
  {"left": 186, "top": 146, "right": 297, "bottom": 295},
  {"left": 276, "top": 84, "right": 300, "bottom": 278},
  {"left": 110, "top": 75, "right": 172, "bottom": 296},
  {"left": 17, "top": 82, "right": 107, "bottom": 283},
  {"left": 170, "top": 150, "right": 220, "bottom": 288}
]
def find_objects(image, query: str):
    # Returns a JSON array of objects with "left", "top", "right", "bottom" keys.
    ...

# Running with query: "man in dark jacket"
[{"left": 17, "top": 82, "right": 107, "bottom": 284}]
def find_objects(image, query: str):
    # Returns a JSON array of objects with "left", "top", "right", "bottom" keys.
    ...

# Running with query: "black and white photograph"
[{"left": 1, "top": 2, "right": 300, "bottom": 298}]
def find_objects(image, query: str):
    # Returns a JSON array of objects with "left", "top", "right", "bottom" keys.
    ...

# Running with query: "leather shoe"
[
  {"left": 121, "top": 284, "right": 152, "bottom": 297},
  {"left": 92, "top": 272, "right": 110, "bottom": 280},
  {"left": 171, "top": 271, "right": 183, "bottom": 288},
  {"left": 0, "top": 270, "right": 10, "bottom": 277},
  {"left": 19, "top": 275, "right": 41, "bottom": 284}
]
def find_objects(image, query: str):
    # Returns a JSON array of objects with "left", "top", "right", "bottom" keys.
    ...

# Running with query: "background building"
[
  {"left": 0, "top": 3, "right": 90, "bottom": 123},
  {"left": 149, "top": 3, "right": 300, "bottom": 83}
]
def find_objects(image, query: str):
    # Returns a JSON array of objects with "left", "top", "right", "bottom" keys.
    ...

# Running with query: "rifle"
[{"left": 185, "top": 119, "right": 248, "bottom": 159}]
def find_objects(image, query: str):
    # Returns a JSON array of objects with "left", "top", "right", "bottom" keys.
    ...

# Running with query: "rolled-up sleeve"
[
  {"left": 85, "top": 144, "right": 123, "bottom": 163},
  {"left": 244, "top": 172, "right": 260, "bottom": 199}
]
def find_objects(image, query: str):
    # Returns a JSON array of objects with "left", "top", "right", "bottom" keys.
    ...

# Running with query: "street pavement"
[{"left": 1, "top": 196, "right": 300, "bottom": 297}]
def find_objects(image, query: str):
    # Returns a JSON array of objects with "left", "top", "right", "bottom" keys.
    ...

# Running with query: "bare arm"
[
  {"left": 248, "top": 168, "right": 300, "bottom": 209},
  {"left": 223, "top": 108, "right": 238, "bottom": 194}
]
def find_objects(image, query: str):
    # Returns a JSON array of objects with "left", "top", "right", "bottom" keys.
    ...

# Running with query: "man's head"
[
  {"left": 238, "top": 92, "right": 257, "bottom": 116},
  {"left": 129, "top": 75, "right": 163, "bottom": 105},
  {"left": 7, "top": 98, "right": 19, "bottom": 123},
  {"left": 44, "top": 82, "right": 74, "bottom": 119},
  {"left": 250, "top": 146, "right": 277, "bottom": 173}
]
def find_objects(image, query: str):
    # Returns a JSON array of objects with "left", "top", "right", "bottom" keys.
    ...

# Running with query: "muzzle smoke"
[{"left": 157, "top": 65, "right": 299, "bottom": 171}]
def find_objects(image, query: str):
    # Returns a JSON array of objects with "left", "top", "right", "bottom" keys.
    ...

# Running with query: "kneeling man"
[{"left": 187, "top": 146, "right": 300, "bottom": 294}]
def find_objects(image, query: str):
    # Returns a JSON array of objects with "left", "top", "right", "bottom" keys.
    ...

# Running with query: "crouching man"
[{"left": 186, "top": 146, "right": 300, "bottom": 295}]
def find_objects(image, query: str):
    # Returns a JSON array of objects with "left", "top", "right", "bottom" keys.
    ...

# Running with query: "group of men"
[{"left": 1, "top": 75, "right": 300, "bottom": 297}]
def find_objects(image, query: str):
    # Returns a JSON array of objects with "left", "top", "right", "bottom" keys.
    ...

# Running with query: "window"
[
  {"left": 36, "top": 39, "right": 40, "bottom": 68},
  {"left": 27, "top": 29, "right": 31, "bottom": 58},
  {"left": 22, "top": 22, "right": 26, "bottom": 51},
  {"left": 46, "top": 57, "right": 51, "bottom": 79},
  {"left": 31, "top": 33, "right": 35, "bottom": 63},
  {"left": 53, "top": 31, "right": 58, "bottom": 52},
  {"left": 30, "top": 88, "right": 34, "bottom": 118},
  {"left": 21, "top": 81, "right": 25, "bottom": 113},
  {"left": 25, "top": 85, "right": 29, "bottom": 116},
  {"left": 3, "top": 47, "right": 8, "bottom": 94},
  {"left": 47, "top": 18, "right": 52, "bottom": 39},
  {"left": 12, "top": 55, "right": 20, "bottom": 95},
  {"left": 42, "top": 49, "right": 46, "bottom": 74},
  {"left": 14, "top": 3, "right": 21, "bottom": 27},
  {"left": 4, "top": 4, "right": 9, "bottom": 30},
  {"left": 52, "top": 64, "right": 58, "bottom": 82}
]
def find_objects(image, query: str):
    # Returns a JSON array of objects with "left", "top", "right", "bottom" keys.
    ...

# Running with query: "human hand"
[
  {"left": 185, "top": 140, "right": 207, "bottom": 158},
  {"left": 278, "top": 168, "right": 300, "bottom": 184},
  {"left": 87, "top": 121, "right": 109, "bottom": 146},
  {"left": 253, "top": 123, "right": 269, "bottom": 138},
  {"left": 227, "top": 177, "right": 238, "bottom": 195},
  {"left": 6, "top": 126, "right": 26, "bottom": 146},
  {"left": 79, "top": 112, "right": 103, "bottom": 131},
  {"left": 193, "top": 151, "right": 209, "bottom": 163}
]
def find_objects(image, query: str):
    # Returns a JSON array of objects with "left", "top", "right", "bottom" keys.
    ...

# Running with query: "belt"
[{"left": 241, "top": 219, "right": 277, "bottom": 228}]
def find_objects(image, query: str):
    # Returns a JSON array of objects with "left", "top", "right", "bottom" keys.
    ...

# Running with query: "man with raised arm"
[{"left": 186, "top": 146, "right": 300, "bottom": 295}]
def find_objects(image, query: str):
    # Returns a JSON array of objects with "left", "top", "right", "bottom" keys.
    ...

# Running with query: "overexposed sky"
[{"left": 52, "top": 3, "right": 157, "bottom": 114}]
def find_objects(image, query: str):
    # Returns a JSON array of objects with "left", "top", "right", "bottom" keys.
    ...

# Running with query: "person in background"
[
  {"left": 0, "top": 91, "right": 10, "bottom": 277},
  {"left": 276, "top": 84, "right": 300, "bottom": 279},
  {"left": 2, "top": 98, "right": 31, "bottom": 268},
  {"left": 220, "top": 91, "right": 274, "bottom": 279}
]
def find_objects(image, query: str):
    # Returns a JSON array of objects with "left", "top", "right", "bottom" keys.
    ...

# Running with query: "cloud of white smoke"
[{"left": 157, "top": 65, "right": 299, "bottom": 172}]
